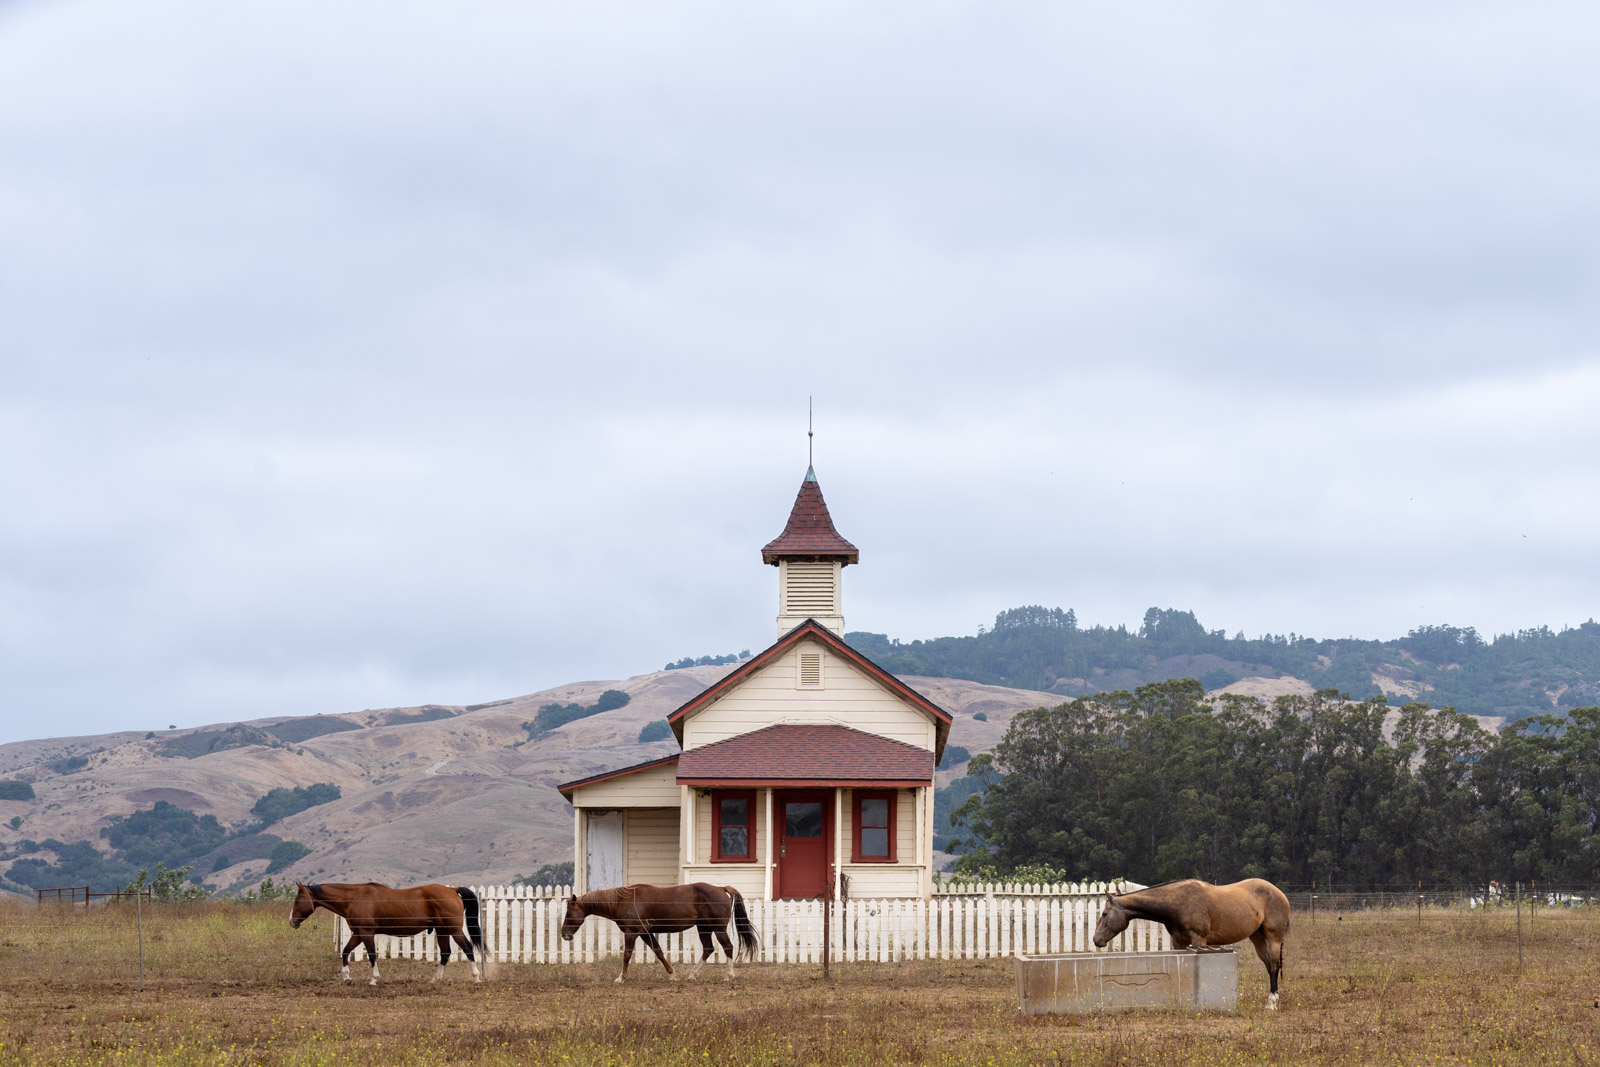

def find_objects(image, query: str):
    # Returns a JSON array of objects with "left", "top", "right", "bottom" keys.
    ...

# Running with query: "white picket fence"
[{"left": 336, "top": 881, "right": 1172, "bottom": 964}]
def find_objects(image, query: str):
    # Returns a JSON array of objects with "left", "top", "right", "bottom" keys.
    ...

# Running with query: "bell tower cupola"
[{"left": 761, "top": 466, "right": 858, "bottom": 638}]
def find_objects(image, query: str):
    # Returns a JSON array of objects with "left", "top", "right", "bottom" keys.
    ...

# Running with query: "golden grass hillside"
[
  {"left": 0, "top": 670, "right": 1058, "bottom": 893},
  {"left": 1, "top": 900, "right": 1597, "bottom": 1065}
]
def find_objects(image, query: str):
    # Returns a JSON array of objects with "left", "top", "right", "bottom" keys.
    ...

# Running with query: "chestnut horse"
[
  {"left": 290, "top": 881, "right": 486, "bottom": 985},
  {"left": 561, "top": 882, "right": 760, "bottom": 983},
  {"left": 1093, "top": 878, "right": 1291, "bottom": 1010}
]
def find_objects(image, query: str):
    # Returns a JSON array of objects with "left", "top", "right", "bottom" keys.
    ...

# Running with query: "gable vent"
[
  {"left": 798, "top": 651, "right": 823, "bottom": 688},
  {"left": 784, "top": 561, "right": 837, "bottom": 615}
]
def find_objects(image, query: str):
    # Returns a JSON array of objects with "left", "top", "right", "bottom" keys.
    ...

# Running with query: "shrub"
[
  {"left": 123, "top": 861, "right": 208, "bottom": 902},
  {"left": 265, "top": 841, "right": 311, "bottom": 873},
  {"left": 973, "top": 712, "right": 988, "bottom": 722},
  {"left": 593, "top": 690, "right": 630, "bottom": 713},
  {"left": 0, "top": 781, "right": 35, "bottom": 801},
  {"left": 512, "top": 861, "right": 574, "bottom": 889},
  {"left": 265, "top": 716, "right": 361, "bottom": 743},
  {"left": 250, "top": 784, "right": 340, "bottom": 826},
  {"left": 937, "top": 745, "right": 972, "bottom": 769},
  {"left": 240, "top": 875, "right": 299, "bottom": 902},
  {"left": 638, "top": 720, "right": 672, "bottom": 743},
  {"left": 525, "top": 690, "right": 632, "bottom": 736}
]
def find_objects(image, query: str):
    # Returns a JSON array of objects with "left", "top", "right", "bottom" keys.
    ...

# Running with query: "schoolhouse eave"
[{"left": 664, "top": 618, "right": 952, "bottom": 760}]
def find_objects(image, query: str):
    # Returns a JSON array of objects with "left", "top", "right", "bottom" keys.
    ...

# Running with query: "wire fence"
[{"left": 11, "top": 882, "right": 1594, "bottom": 988}]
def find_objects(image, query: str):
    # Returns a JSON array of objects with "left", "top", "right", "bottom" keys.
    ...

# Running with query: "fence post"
[{"left": 135, "top": 887, "right": 145, "bottom": 988}]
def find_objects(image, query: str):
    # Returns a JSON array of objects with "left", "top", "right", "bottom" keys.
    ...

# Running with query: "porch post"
[
  {"left": 916, "top": 786, "right": 930, "bottom": 897},
  {"left": 763, "top": 787, "right": 775, "bottom": 900},
  {"left": 573, "top": 806, "right": 587, "bottom": 895},
  {"left": 833, "top": 788, "right": 844, "bottom": 899},
  {"left": 680, "top": 784, "right": 695, "bottom": 870}
]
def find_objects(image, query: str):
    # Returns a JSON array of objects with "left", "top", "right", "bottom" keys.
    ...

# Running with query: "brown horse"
[
  {"left": 561, "top": 882, "right": 760, "bottom": 983},
  {"left": 1093, "top": 878, "right": 1291, "bottom": 1010},
  {"left": 290, "top": 881, "right": 486, "bottom": 985}
]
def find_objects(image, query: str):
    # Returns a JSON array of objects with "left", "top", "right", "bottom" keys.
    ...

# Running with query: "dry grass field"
[{"left": 1, "top": 900, "right": 1597, "bottom": 1066}]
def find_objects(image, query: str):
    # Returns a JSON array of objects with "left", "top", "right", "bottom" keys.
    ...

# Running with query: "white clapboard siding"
[
  {"left": 334, "top": 881, "right": 1172, "bottom": 964},
  {"left": 680, "top": 642, "right": 937, "bottom": 751}
]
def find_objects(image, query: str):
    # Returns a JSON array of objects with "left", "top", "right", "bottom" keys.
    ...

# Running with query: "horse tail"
[
  {"left": 456, "top": 887, "right": 487, "bottom": 958},
  {"left": 726, "top": 887, "right": 760, "bottom": 962},
  {"left": 726, "top": 889, "right": 761, "bottom": 966}
]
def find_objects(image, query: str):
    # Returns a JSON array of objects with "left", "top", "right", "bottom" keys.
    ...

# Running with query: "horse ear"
[{"left": 568, "top": 894, "right": 577, "bottom": 903}]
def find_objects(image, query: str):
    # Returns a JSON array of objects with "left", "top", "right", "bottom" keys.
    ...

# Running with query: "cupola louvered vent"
[
  {"left": 784, "top": 561, "right": 837, "bottom": 615},
  {"left": 798, "top": 651, "right": 823, "bottom": 688}
]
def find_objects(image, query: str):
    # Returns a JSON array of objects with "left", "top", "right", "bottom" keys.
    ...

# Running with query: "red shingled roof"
[
  {"left": 761, "top": 467, "right": 859, "bottom": 565},
  {"left": 675, "top": 724, "right": 934, "bottom": 786}
]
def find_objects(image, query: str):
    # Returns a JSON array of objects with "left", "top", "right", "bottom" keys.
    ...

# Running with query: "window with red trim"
[
  {"left": 852, "top": 790, "right": 896, "bottom": 863},
  {"left": 712, "top": 790, "right": 756, "bottom": 862}
]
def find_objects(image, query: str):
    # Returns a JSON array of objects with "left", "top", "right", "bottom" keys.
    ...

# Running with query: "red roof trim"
[
  {"left": 678, "top": 778, "right": 930, "bottom": 788},
  {"left": 558, "top": 754, "right": 679, "bottom": 799},
  {"left": 666, "top": 620, "right": 953, "bottom": 732}
]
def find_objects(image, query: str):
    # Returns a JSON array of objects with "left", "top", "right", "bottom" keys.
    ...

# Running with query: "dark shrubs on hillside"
[
  {"left": 0, "top": 780, "right": 34, "bottom": 801},
  {"left": 102, "top": 801, "right": 226, "bottom": 867},
  {"left": 265, "top": 840, "right": 311, "bottom": 873},
  {"left": 665, "top": 650, "right": 751, "bottom": 670},
  {"left": 251, "top": 783, "right": 340, "bottom": 826},
  {"left": 524, "top": 690, "right": 631, "bottom": 736},
  {"left": 847, "top": 605, "right": 1600, "bottom": 723},
  {"left": 265, "top": 716, "right": 362, "bottom": 743},
  {"left": 157, "top": 724, "right": 275, "bottom": 759},
  {"left": 638, "top": 720, "right": 672, "bottom": 743}
]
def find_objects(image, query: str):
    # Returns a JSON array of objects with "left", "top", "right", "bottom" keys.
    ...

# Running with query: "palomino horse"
[
  {"left": 290, "top": 882, "right": 486, "bottom": 986},
  {"left": 1093, "top": 878, "right": 1291, "bottom": 1010},
  {"left": 561, "top": 882, "right": 760, "bottom": 983}
]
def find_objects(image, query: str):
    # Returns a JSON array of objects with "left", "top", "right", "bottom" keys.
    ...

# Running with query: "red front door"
[{"left": 775, "top": 790, "right": 831, "bottom": 899}]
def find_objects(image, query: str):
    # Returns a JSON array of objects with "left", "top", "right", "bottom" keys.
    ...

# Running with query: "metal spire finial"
[{"left": 808, "top": 396, "right": 813, "bottom": 468}]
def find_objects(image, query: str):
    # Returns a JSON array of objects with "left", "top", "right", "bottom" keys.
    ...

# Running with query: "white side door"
[{"left": 585, "top": 810, "right": 625, "bottom": 890}]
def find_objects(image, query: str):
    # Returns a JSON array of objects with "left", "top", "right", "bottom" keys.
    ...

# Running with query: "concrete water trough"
[{"left": 1014, "top": 947, "right": 1238, "bottom": 1015}]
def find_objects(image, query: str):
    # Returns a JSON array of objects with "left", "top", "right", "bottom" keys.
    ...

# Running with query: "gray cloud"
[{"left": 2, "top": 1, "right": 1598, "bottom": 743}]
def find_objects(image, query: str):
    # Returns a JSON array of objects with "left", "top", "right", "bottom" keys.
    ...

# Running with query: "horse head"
[
  {"left": 560, "top": 894, "right": 585, "bottom": 941},
  {"left": 1092, "top": 892, "right": 1130, "bottom": 948},
  {"left": 289, "top": 882, "right": 317, "bottom": 928}
]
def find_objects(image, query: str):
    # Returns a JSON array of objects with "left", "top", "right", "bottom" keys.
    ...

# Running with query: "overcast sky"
[{"left": 3, "top": 1, "right": 1598, "bottom": 746}]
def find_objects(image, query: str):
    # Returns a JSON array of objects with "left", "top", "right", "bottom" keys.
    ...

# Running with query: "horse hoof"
[
  {"left": 342, "top": 978, "right": 352, "bottom": 985},
  {"left": 1268, "top": 994, "right": 1279, "bottom": 1012},
  {"left": 613, "top": 976, "right": 624, "bottom": 984}
]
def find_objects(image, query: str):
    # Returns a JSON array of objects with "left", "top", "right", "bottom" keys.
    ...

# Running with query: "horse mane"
[
  {"left": 580, "top": 885, "right": 635, "bottom": 907},
  {"left": 1115, "top": 877, "right": 1202, "bottom": 900}
]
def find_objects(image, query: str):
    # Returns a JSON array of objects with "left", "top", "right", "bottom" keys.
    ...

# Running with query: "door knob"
[{"left": 780, "top": 844, "right": 786, "bottom": 857}]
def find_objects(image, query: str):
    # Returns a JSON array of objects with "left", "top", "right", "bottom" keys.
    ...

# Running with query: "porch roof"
[
  {"left": 674, "top": 723, "right": 934, "bottom": 787},
  {"left": 557, "top": 754, "right": 679, "bottom": 800}
]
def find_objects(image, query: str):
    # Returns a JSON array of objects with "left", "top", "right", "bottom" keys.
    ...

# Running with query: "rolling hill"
[{"left": 0, "top": 666, "right": 1059, "bottom": 896}]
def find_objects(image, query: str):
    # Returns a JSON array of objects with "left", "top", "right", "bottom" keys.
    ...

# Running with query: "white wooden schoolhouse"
[{"left": 559, "top": 466, "right": 953, "bottom": 901}]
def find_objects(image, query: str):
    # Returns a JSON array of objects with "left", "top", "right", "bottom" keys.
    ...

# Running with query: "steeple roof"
[{"left": 761, "top": 467, "right": 859, "bottom": 565}]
